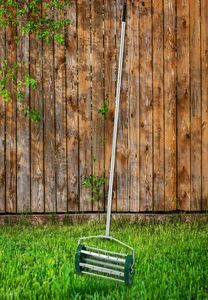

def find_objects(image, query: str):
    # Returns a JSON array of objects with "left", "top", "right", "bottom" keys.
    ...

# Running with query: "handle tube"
[
  {"left": 105, "top": 2, "right": 126, "bottom": 237},
  {"left": 122, "top": 1, "right": 127, "bottom": 22}
]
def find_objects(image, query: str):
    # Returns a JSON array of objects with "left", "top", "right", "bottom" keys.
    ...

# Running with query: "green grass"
[{"left": 0, "top": 221, "right": 207, "bottom": 299}]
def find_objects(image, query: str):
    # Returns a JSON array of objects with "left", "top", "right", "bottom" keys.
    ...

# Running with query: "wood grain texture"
[
  {"left": 91, "top": 0, "right": 104, "bottom": 211},
  {"left": 0, "top": 0, "right": 207, "bottom": 214},
  {"left": 66, "top": 0, "right": 79, "bottom": 212},
  {"left": 5, "top": 14, "right": 17, "bottom": 213},
  {"left": 104, "top": 0, "right": 117, "bottom": 212},
  {"left": 164, "top": 0, "right": 176, "bottom": 211},
  {"left": 139, "top": 0, "right": 153, "bottom": 211},
  {"left": 153, "top": 0, "right": 165, "bottom": 211},
  {"left": 78, "top": 0, "right": 92, "bottom": 211},
  {"left": 128, "top": 0, "right": 140, "bottom": 212},
  {"left": 201, "top": 0, "right": 208, "bottom": 211},
  {"left": 16, "top": 2, "right": 30, "bottom": 213},
  {"left": 116, "top": 0, "right": 129, "bottom": 212},
  {"left": 30, "top": 3, "right": 44, "bottom": 213},
  {"left": 177, "top": 0, "right": 190, "bottom": 211},
  {"left": 54, "top": 1, "right": 67, "bottom": 212},
  {"left": 190, "top": 0, "right": 202, "bottom": 211},
  {"left": 0, "top": 27, "right": 5, "bottom": 212},
  {"left": 43, "top": 1, "right": 56, "bottom": 212}
]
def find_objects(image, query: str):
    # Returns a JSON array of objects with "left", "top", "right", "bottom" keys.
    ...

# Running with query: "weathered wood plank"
[
  {"left": 139, "top": 0, "right": 153, "bottom": 211},
  {"left": 30, "top": 3, "right": 44, "bottom": 213},
  {"left": 152, "top": 0, "right": 165, "bottom": 211},
  {"left": 5, "top": 13, "right": 17, "bottom": 213},
  {"left": 54, "top": 1, "right": 67, "bottom": 212},
  {"left": 91, "top": 0, "right": 104, "bottom": 211},
  {"left": 104, "top": 0, "right": 117, "bottom": 212},
  {"left": 16, "top": 2, "right": 30, "bottom": 213},
  {"left": 66, "top": 0, "right": 79, "bottom": 212},
  {"left": 201, "top": 0, "right": 208, "bottom": 211},
  {"left": 190, "top": 0, "right": 202, "bottom": 211},
  {"left": 164, "top": 0, "right": 176, "bottom": 211},
  {"left": 128, "top": 1, "right": 139, "bottom": 212},
  {"left": 78, "top": 0, "right": 92, "bottom": 211},
  {"left": 0, "top": 27, "right": 6, "bottom": 212},
  {"left": 43, "top": 1, "right": 56, "bottom": 212},
  {"left": 176, "top": 0, "right": 190, "bottom": 211},
  {"left": 116, "top": 0, "right": 129, "bottom": 212}
]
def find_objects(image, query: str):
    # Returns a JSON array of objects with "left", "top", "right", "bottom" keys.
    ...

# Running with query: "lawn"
[{"left": 0, "top": 221, "right": 207, "bottom": 299}]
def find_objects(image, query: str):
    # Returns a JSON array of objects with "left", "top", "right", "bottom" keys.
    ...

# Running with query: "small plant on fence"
[
  {"left": 98, "top": 95, "right": 110, "bottom": 120},
  {"left": 0, "top": 60, "right": 17, "bottom": 102},
  {"left": 0, "top": 1, "right": 71, "bottom": 124},
  {"left": 23, "top": 107, "right": 41, "bottom": 123},
  {"left": 0, "top": 59, "right": 40, "bottom": 123},
  {"left": 0, "top": 0, "right": 71, "bottom": 45},
  {"left": 82, "top": 175, "right": 105, "bottom": 201}
]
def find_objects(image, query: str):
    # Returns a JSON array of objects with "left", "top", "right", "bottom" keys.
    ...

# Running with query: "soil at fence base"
[{"left": 0, "top": 213, "right": 207, "bottom": 225}]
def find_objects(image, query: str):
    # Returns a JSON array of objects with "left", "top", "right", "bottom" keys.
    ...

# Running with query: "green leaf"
[
  {"left": 0, "top": 88, "right": 11, "bottom": 102},
  {"left": 98, "top": 95, "right": 110, "bottom": 120},
  {"left": 23, "top": 107, "right": 41, "bottom": 123},
  {"left": 54, "top": 34, "right": 65, "bottom": 45},
  {"left": 24, "top": 74, "right": 37, "bottom": 89}
]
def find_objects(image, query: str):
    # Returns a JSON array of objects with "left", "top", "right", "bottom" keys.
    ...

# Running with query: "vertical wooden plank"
[
  {"left": 43, "top": 1, "right": 56, "bottom": 212},
  {"left": 91, "top": 0, "right": 104, "bottom": 211},
  {"left": 139, "top": 0, "right": 153, "bottom": 211},
  {"left": 54, "top": 1, "right": 67, "bottom": 212},
  {"left": 78, "top": 0, "right": 92, "bottom": 211},
  {"left": 16, "top": 2, "right": 30, "bottom": 213},
  {"left": 201, "top": 0, "right": 208, "bottom": 211},
  {"left": 128, "top": 1, "right": 140, "bottom": 212},
  {"left": 104, "top": 0, "right": 117, "bottom": 211},
  {"left": 116, "top": 0, "right": 129, "bottom": 212},
  {"left": 153, "top": 0, "right": 165, "bottom": 211},
  {"left": 177, "top": 0, "right": 190, "bottom": 211},
  {"left": 164, "top": 0, "right": 176, "bottom": 211},
  {"left": 0, "top": 27, "right": 6, "bottom": 212},
  {"left": 66, "top": 0, "right": 79, "bottom": 212},
  {"left": 5, "top": 11, "right": 17, "bottom": 213},
  {"left": 190, "top": 0, "right": 201, "bottom": 211},
  {"left": 30, "top": 2, "right": 44, "bottom": 213}
]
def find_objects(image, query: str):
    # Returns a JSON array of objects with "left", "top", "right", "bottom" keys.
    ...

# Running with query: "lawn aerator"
[{"left": 75, "top": 0, "right": 135, "bottom": 285}]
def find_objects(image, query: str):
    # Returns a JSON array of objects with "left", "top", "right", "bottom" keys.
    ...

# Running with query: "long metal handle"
[{"left": 105, "top": 3, "right": 126, "bottom": 237}]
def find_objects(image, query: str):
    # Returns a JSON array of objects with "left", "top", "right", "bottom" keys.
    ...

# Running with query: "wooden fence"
[{"left": 0, "top": 0, "right": 208, "bottom": 214}]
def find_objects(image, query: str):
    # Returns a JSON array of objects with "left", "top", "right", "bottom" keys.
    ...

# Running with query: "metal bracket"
[{"left": 78, "top": 235, "right": 135, "bottom": 264}]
